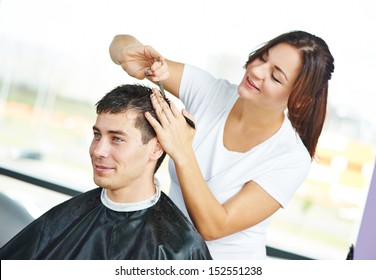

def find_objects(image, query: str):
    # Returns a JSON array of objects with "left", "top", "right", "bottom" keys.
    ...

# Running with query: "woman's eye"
[
  {"left": 272, "top": 74, "right": 281, "bottom": 84},
  {"left": 260, "top": 55, "right": 266, "bottom": 62},
  {"left": 93, "top": 132, "right": 101, "bottom": 139}
]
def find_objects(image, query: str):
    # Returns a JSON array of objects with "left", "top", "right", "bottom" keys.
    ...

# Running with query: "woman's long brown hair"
[{"left": 245, "top": 31, "right": 335, "bottom": 158}]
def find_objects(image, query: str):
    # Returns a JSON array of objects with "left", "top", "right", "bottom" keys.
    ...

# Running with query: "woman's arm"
[
  {"left": 176, "top": 150, "right": 281, "bottom": 240},
  {"left": 146, "top": 90, "right": 281, "bottom": 240},
  {"left": 109, "top": 34, "right": 185, "bottom": 99}
]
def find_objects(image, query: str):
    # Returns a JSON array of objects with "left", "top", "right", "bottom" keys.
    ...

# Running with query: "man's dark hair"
[{"left": 95, "top": 84, "right": 166, "bottom": 173}]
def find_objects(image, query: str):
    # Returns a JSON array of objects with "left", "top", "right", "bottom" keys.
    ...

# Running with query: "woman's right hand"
[
  {"left": 110, "top": 34, "right": 184, "bottom": 98},
  {"left": 109, "top": 35, "right": 169, "bottom": 82}
]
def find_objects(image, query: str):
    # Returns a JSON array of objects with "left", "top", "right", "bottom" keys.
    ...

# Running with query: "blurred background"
[{"left": 0, "top": 0, "right": 375, "bottom": 259}]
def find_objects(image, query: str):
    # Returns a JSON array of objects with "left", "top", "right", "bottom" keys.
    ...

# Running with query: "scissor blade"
[{"left": 157, "top": 81, "right": 167, "bottom": 99}]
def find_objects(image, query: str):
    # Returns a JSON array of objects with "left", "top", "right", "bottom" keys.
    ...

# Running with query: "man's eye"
[
  {"left": 93, "top": 132, "right": 101, "bottom": 139},
  {"left": 113, "top": 137, "right": 123, "bottom": 142}
]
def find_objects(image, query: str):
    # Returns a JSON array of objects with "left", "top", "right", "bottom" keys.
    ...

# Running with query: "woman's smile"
[{"left": 246, "top": 76, "right": 260, "bottom": 91}]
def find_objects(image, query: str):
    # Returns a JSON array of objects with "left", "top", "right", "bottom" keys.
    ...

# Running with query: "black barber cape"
[{"left": 0, "top": 186, "right": 212, "bottom": 260}]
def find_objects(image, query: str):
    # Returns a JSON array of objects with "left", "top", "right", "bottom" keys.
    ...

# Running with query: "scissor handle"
[{"left": 184, "top": 116, "right": 196, "bottom": 129}]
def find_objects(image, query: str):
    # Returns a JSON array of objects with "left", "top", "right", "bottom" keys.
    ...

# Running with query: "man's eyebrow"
[
  {"left": 92, "top": 126, "right": 128, "bottom": 136},
  {"left": 108, "top": 130, "right": 128, "bottom": 136}
]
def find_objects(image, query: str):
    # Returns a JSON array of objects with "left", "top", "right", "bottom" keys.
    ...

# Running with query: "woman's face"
[{"left": 238, "top": 43, "right": 302, "bottom": 112}]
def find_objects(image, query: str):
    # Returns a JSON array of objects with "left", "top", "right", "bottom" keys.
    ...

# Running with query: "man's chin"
[{"left": 93, "top": 176, "right": 111, "bottom": 189}]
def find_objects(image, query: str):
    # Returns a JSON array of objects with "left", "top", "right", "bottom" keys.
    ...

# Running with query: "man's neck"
[{"left": 105, "top": 179, "right": 156, "bottom": 203}]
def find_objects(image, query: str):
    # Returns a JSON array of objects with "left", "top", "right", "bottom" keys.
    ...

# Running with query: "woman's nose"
[{"left": 250, "top": 62, "right": 267, "bottom": 80}]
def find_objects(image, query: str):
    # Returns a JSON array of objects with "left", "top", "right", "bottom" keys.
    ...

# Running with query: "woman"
[{"left": 109, "top": 31, "right": 334, "bottom": 259}]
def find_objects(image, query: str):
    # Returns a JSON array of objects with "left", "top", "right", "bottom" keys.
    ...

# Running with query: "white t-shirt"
[{"left": 168, "top": 64, "right": 311, "bottom": 259}]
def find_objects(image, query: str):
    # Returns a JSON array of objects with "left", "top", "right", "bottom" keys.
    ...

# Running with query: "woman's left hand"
[{"left": 145, "top": 88, "right": 196, "bottom": 161}]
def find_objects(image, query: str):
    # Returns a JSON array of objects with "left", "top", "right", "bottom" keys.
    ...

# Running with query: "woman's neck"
[
  {"left": 223, "top": 99, "right": 285, "bottom": 153},
  {"left": 232, "top": 99, "right": 285, "bottom": 130}
]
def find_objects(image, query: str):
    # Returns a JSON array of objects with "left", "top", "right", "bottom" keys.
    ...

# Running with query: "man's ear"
[{"left": 150, "top": 139, "right": 164, "bottom": 160}]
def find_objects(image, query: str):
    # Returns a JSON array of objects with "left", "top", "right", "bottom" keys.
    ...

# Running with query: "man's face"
[{"left": 89, "top": 111, "right": 156, "bottom": 191}]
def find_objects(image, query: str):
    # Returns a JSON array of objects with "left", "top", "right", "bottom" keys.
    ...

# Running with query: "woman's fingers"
[
  {"left": 150, "top": 88, "right": 172, "bottom": 125},
  {"left": 121, "top": 45, "right": 169, "bottom": 81},
  {"left": 143, "top": 62, "right": 169, "bottom": 81},
  {"left": 144, "top": 111, "right": 161, "bottom": 132},
  {"left": 149, "top": 56, "right": 169, "bottom": 81},
  {"left": 150, "top": 88, "right": 195, "bottom": 130},
  {"left": 146, "top": 89, "right": 196, "bottom": 159}
]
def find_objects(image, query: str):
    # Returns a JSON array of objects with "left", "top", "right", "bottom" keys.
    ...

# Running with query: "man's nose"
[{"left": 92, "top": 139, "right": 110, "bottom": 158}]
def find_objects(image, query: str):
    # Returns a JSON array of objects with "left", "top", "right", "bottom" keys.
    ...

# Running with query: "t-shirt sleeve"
[
  {"left": 179, "top": 64, "right": 235, "bottom": 124},
  {"left": 253, "top": 149, "right": 311, "bottom": 208},
  {"left": 179, "top": 64, "right": 217, "bottom": 112}
]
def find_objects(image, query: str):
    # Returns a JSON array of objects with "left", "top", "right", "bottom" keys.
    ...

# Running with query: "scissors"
[{"left": 145, "top": 65, "right": 195, "bottom": 129}]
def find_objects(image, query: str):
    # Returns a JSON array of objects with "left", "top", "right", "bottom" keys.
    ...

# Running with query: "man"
[{"left": 0, "top": 84, "right": 211, "bottom": 260}]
